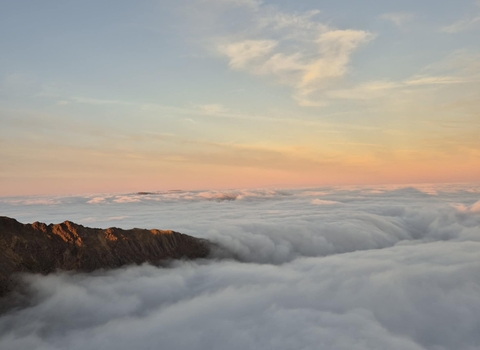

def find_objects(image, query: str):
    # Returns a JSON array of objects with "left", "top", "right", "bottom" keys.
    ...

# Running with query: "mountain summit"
[{"left": 0, "top": 216, "right": 210, "bottom": 297}]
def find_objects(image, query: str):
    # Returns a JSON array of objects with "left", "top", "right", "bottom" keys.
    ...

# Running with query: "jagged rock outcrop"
[{"left": 0, "top": 216, "right": 210, "bottom": 297}]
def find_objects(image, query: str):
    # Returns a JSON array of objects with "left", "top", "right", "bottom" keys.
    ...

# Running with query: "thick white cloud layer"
[{"left": 0, "top": 184, "right": 480, "bottom": 349}]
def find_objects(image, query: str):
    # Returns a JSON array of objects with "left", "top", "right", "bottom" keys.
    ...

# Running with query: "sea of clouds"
[{"left": 1, "top": 184, "right": 480, "bottom": 350}]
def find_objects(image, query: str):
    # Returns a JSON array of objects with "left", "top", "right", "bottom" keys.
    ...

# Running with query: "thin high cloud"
[
  {"left": 1, "top": 185, "right": 480, "bottom": 349},
  {"left": 442, "top": 16, "right": 480, "bottom": 33},
  {"left": 208, "top": 3, "right": 374, "bottom": 106},
  {"left": 321, "top": 48, "right": 480, "bottom": 101},
  {"left": 379, "top": 12, "right": 416, "bottom": 27},
  {"left": 440, "top": 1, "right": 480, "bottom": 33},
  {"left": 325, "top": 75, "right": 472, "bottom": 100},
  {"left": 200, "top": 1, "right": 478, "bottom": 108},
  {"left": 204, "top": 0, "right": 262, "bottom": 11}
]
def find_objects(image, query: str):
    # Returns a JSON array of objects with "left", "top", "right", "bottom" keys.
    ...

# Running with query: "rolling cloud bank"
[{"left": 1, "top": 184, "right": 480, "bottom": 349}]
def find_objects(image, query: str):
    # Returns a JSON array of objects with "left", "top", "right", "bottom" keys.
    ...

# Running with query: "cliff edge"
[{"left": 0, "top": 216, "right": 210, "bottom": 297}]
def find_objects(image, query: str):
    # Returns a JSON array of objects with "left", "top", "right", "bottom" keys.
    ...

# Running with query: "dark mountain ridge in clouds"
[{"left": 0, "top": 216, "right": 210, "bottom": 297}]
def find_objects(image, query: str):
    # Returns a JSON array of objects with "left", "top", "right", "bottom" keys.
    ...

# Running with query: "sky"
[
  {"left": 1, "top": 185, "right": 480, "bottom": 349},
  {"left": 1, "top": 0, "right": 480, "bottom": 196}
]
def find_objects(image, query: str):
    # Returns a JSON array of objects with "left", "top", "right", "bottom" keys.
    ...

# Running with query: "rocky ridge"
[{"left": 0, "top": 216, "right": 211, "bottom": 297}]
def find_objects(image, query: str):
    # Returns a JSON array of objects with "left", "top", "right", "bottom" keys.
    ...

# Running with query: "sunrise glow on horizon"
[{"left": 1, "top": 0, "right": 480, "bottom": 196}]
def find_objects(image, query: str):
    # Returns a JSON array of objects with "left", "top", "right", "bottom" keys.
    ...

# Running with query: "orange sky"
[{"left": 1, "top": 1, "right": 479, "bottom": 196}]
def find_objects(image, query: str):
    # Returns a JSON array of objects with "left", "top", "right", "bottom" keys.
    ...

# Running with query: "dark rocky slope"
[{"left": 0, "top": 216, "right": 210, "bottom": 297}]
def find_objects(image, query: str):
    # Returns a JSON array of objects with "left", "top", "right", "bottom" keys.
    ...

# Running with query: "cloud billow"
[{"left": 0, "top": 185, "right": 480, "bottom": 349}]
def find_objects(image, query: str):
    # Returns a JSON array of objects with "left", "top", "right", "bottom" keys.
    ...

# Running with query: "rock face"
[{"left": 0, "top": 216, "right": 210, "bottom": 297}]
